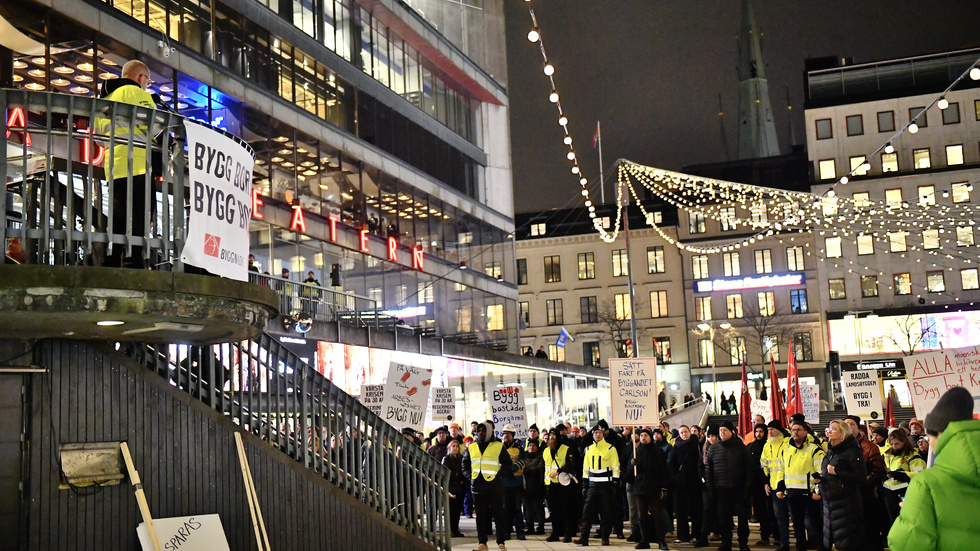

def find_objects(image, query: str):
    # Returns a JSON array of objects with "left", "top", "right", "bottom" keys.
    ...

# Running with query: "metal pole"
[
  {"left": 712, "top": 326, "right": 718, "bottom": 414},
  {"left": 598, "top": 121, "right": 605, "bottom": 205},
  {"left": 621, "top": 181, "right": 638, "bottom": 358}
]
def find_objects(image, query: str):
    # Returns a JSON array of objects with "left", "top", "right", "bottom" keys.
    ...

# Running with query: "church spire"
[{"left": 736, "top": 0, "right": 780, "bottom": 159}]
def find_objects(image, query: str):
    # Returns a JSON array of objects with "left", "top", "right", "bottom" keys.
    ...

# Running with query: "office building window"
[
  {"left": 614, "top": 293, "right": 632, "bottom": 320},
  {"left": 885, "top": 188, "right": 903, "bottom": 207},
  {"left": 650, "top": 290, "right": 668, "bottom": 318},
  {"left": 846, "top": 114, "right": 864, "bottom": 136},
  {"left": 850, "top": 155, "right": 870, "bottom": 175},
  {"left": 819, "top": 159, "right": 837, "bottom": 180},
  {"left": 530, "top": 223, "right": 546, "bottom": 236},
  {"left": 822, "top": 197, "right": 839, "bottom": 216},
  {"left": 861, "top": 275, "right": 879, "bottom": 298},
  {"left": 893, "top": 273, "right": 911, "bottom": 295},
  {"left": 580, "top": 296, "right": 598, "bottom": 323},
  {"left": 517, "top": 259, "right": 528, "bottom": 285},
  {"left": 751, "top": 204, "right": 768, "bottom": 224},
  {"left": 455, "top": 306, "right": 472, "bottom": 333},
  {"left": 755, "top": 249, "right": 773, "bottom": 274},
  {"left": 723, "top": 252, "right": 740, "bottom": 277},
  {"left": 690, "top": 212, "right": 707, "bottom": 234},
  {"left": 815, "top": 118, "right": 833, "bottom": 140},
  {"left": 726, "top": 294, "right": 743, "bottom": 318},
  {"left": 790, "top": 289, "right": 808, "bottom": 313},
  {"left": 484, "top": 261, "right": 501, "bottom": 279},
  {"left": 597, "top": 216, "right": 611, "bottom": 229},
  {"left": 647, "top": 246, "right": 666, "bottom": 274},
  {"left": 758, "top": 291, "right": 775, "bottom": 316},
  {"left": 646, "top": 211, "right": 663, "bottom": 225},
  {"left": 787, "top": 246, "right": 805, "bottom": 271},
  {"left": 729, "top": 336, "right": 746, "bottom": 365},
  {"left": 612, "top": 249, "right": 629, "bottom": 277},
  {"left": 888, "top": 231, "right": 907, "bottom": 252},
  {"left": 578, "top": 252, "right": 595, "bottom": 280},
  {"left": 976, "top": 99, "right": 980, "bottom": 121},
  {"left": 653, "top": 337, "right": 671, "bottom": 363},
  {"left": 829, "top": 278, "right": 846, "bottom": 299},
  {"left": 923, "top": 229, "right": 940, "bottom": 250},
  {"left": 544, "top": 255, "right": 561, "bottom": 283},
  {"left": 695, "top": 296, "right": 712, "bottom": 321},
  {"left": 927, "top": 271, "right": 945, "bottom": 293},
  {"left": 962, "top": 269, "right": 980, "bottom": 291},
  {"left": 942, "top": 102, "right": 960, "bottom": 125},
  {"left": 793, "top": 332, "right": 813, "bottom": 362},
  {"left": 853, "top": 191, "right": 871, "bottom": 209},
  {"left": 878, "top": 110, "right": 895, "bottom": 132},
  {"left": 957, "top": 226, "right": 974, "bottom": 247},
  {"left": 825, "top": 237, "right": 843, "bottom": 258},
  {"left": 910, "top": 107, "right": 928, "bottom": 128},
  {"left": 947, "top": 144, "right": 965, "bottom": 165},
  {"left": 546, "top": 299, "right": 564, "bottom": 326},
  {"left": 486, "top": 304, "right": 504, "bottom": 331},
  {"left": 952, "top": 182, "right": 971, "bottom": 203},
  {"left": 698, "top": 338, "right": 715, "bottom": 366},
  {"left": 693, "top": 255, "right": 710, "bottom": 279},
  {"left": 919, "top": 184, "right": 936, "bottom": 206},
  {"left": 548, "top": 344, "right": 565, "bottom": 363},
  {"left": 764, "top": 334, "right": 779, "bottom": 363},
  {"left": 882, "top": 152, "right": 899, "bottom": 172},
  {"left": 857, "top": 233, "right": 874, "bottom": 255},
  {"left": 519, "top": 301, "right": 530, "bottom": 326},
  {"left": 583, "top": 342, "right": 600, "bottom": 367},
  {"left": 720, "top": 206, "right": 737, "bottom": 231},
  {"left": 913, "top": 148, "right": 931, "bottom": 170}
]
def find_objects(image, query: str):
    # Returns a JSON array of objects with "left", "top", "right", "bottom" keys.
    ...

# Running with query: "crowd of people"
[{"left": 414, "top": 386, "right": 979, "bottom": 551}]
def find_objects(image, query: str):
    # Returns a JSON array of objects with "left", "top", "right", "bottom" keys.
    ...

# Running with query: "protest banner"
[
  {"left": 841, "top": 370, "right": 883, "bottom": 420},
  {"left": 609, "top": 357, "right": 659, "bottom": 425},
  {"left": 801, "top": 384, "right": 820, "bottom": 424},
  {"left": 180, "top": 121, "right": 254, "bottom": 280},
  {"left": 138, "top": 514, "right": 229, "bottom": 551},
  {"left": 379, "top": 362, "right": 432, "bottom": 431},
  {"left": 429, "top": 387, "right": 456, "bottom": 424},
  {"left": 750, "top": 398, "right": 772, "bottom": 423},
  {"left": 359, "top": 384, "right": 384, "bottom": 416},
  {"left": 489, "top": 385, "right": 528, "bottom": 439},
  {"left": 903, "top": 346, "right": 980, "bottom": 419}
]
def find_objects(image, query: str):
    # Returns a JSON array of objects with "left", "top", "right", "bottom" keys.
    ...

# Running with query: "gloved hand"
[
  {"left": 891, "top": 471, "right": 910, "bottom": 483},
  {"left": 582, "top": 481, "right": 590, "bottom": 497}
]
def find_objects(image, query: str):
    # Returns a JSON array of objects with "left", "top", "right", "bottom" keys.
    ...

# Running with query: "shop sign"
[{"left": 695, "top": 273, "right": 803, "bottom": 293}]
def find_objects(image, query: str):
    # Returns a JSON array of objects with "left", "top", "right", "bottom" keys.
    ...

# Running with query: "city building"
[{"left": 805, "top": 47, "right": 980, "bottom": 403}]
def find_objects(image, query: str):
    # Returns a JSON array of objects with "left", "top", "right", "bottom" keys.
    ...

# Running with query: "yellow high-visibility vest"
[
  {"left": 883, "top": 452, "right": 925, "bottom": 491},
  {"left": 469, "top": 441, "right": 504, "bottom": 481},
  {"left": 775, "top": 440, "right": 824, "bottom": 492},
  {"left": 761, "top": 436, "right": 789, "bottom": 487},
  {"left": 543, "top": 444, "right": 570, "bottom": 486}
]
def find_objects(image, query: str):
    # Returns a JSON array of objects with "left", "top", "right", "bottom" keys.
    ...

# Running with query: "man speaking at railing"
[{"left": 96, "top": 60, "right": 156, "bottom": 268}]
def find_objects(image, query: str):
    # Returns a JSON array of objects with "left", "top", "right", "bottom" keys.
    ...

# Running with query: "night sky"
[{"left": 504, "top": 1, "right": 980, "bottom": 213}]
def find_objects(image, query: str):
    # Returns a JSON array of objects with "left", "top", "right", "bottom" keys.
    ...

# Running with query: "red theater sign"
[{"left": 250, "top": 189, "right": 424, "bottom": 271}]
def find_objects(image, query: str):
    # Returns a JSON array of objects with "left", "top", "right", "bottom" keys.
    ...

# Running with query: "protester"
[
  {"left": 462, "top": 422, "right": 514, "bottom": 551},
  {"left": 762, "top": 420, "right": 790, "bottom": 551},
  {"left": 671, "top": 424, "right": 703, "bottom": 545},
  {"left": 915, "top": 436, "right": 929, "bottom": 461},
  {"left": 631, "top": 428, "right": 670, "bottom": 550},
  {"left": 819, "top": 420, "right": 866, "bottom": 551},
  {"left": 426, "top": 425, "right": 450, "bottom": 463},
  {"left": 880, "top": 429, "right": 925, "bottom": 529},
  {"left": 442, "top": 439, "right": 466, "bottom": 537},
  {"left": 577, "top": 424, "right": 621, "bottom": 546},
  {"left": 500, "top": 424, "right": 527, "bottom": 541},
  {"left": 705, "top": 421, "right": 751, "bottom": 551},
  {"left": 543, "top": 429, "right": 579, "bottom": 543},
  {"left": 842, "top": 415, "right": 887, "bottom": 550},
  {"left": 449, "top": 423, "right": 465, "bottom": 444},
  {"left": 871, "top": 426, "right": 890, "bottom": 455},
  {"left": 623, "top": 430, "right": 643, "bottom": 543},
  {"left": 745, "top": 423, "right": 772, "bottom": 547},
  {"left": 888, "top": 386, "right": 980, "bottom": 551},
  {"left": 775, "top": 419, "right": 825, "bottom": 551},
  {"left": 522, "top": 439, "right": 546, "bottom": 535},
  {"left": 694, "top": 424, "right": 719, "bottom": 547}
]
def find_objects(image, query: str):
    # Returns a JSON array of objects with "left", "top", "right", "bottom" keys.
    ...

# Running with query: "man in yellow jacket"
[
  {"left": 762, "top": 420, "right": 790, "bottom": 550},
  {"left": 774, "top": 419, "right": 826, "bottom": 551},
  {"left": 463, "top": 422, "right": 514, "bottom": 551},
  {"left": 577, "top": 424, "right": 620, "bottom": 546}
]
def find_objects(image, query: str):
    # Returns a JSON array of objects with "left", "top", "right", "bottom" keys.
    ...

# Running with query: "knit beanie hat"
[
  {"left": 719, "top": 420, "right": 737, "bottom": 433},
  {"left": 925, "top": 387, "right": 975, "bottom": 436},
  {"left": 706, "top": 424, "right": 719, "bottom": 437}
]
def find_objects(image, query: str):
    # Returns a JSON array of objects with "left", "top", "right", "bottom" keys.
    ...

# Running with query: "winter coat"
[
  {"left": 746, "top": 438, "right": 768, "bottom": 487},
  {"left": 888, "top": 419, "right": 980, "bottom": 551},
  {"left": 522, "top": 448, "right": 546, "bottom": 499},
  {"left": 670, "top": 436, "right": 703, "bottom": 488},
  {"left": 426, "top": 439, "right": 450, "bottom": 464},
  {"left": 502, "top": 440, "right": 527, "bottom": 489},
  {"left": 856, "top": 434, "right": 887, "bottom": 490},
  {"left": 630, "top": 442, "right": 669, "bottom": 496},
  {"left": 819, "top": 436, "right": 866, "bottom": 551},
  {"left": 462, "top": 439, "right": 514, "bottom": 494},
  {"left": 705, "top": 435, "right": 749, "bottom": 493},
  {"left": 442, "top": 452, "right": 466, "bottom": 497}
]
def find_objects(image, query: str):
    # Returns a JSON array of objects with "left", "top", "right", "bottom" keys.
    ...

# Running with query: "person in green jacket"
[{"left": 888, "top": 386, "right": 980, "bottom": 551}]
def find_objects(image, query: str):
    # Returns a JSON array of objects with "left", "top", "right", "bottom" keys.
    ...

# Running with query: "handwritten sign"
[
  {"left": 904, "top": 346, "right": 980, "bottom": 419},
  {"left": 138, "top": 514, "right": 230, "bottom": 551},
  {"left": 489, "top": 385, "right": 528, "bottom": 439},
  {"left": 841, "top": 371, "right": 883, "bottom": 420},
  {"left": 801, "top": 384, "right": 820, "bottom": 424},
  {"left": 429, "top": 387, "right": 456, "bottom": 423},
  {"left": 610, "top": 357, "right": 659, "bottom": 426},
  {"left": 359, "top": 384, "right": 384, "bottom": 416},
  {"left": 379, "top": 362, "right": 432, "bottom": 431},
  {"left": 750, "top": 398, "right": 772, "bottom": 423}
]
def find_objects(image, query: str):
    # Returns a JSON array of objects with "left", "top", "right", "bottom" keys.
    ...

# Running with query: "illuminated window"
[
  {"left": 723, "top": 252, "right": 740, "bottom": 277},
  {"left": 846, "top": 114, "right": 863, "bottom": 136},
  {"left": 751, "top": 204, "right": 768, "bottom": 224},
  {"left": 418, "top": 282, "right": 434, "bottom": 303},
  {"left": 726, "top": 294, "right": 743, "bottom": 319},
  {"left": 829, "top": 278, "right": 846, "bottom": 299},
  {"left": 519, "top": 301, "right": 530, "bottom": 326},
  {"left": 758, "top": 291, "right": 775, "bottom": 316},
  {"left": 918, "top": 185, "right": 936, "bottom": 206},
  {"left": 578, "top": 252, "right": 595, "bottom": 280},
  {"left": 720, "top": 207, "right": 737, "bottom": 231},
  {"left": 695, "top": 296, "right": 712, "bottom": 321},
  {"left": 815, "top": 118, "right": 833, "bottom": 140},
  {"left": 882, "top": 152, "right": 899, "bottom": 172},
  {"left": 946, "top": 144, "right": 964, "bottom": 165},
  {"left": 693, "top": 255, "right": 710, "bottom": 280},
  {"left": 850, "top": 155, "right": 869, "bottom": 175},
  {"left": 952, "top": 182, "right": 971, "bottom": 203},
  {"left": 927, "top": 271, "right": 945, "bottom": 293},
  {"left": 822, "top": 197, "right": 839, "bottom": 216},
  {"left": 544, "top": 255, "right": 561, "bottom": 283},
  {"left": 612, "top": 249, "right": 629, "bottom": 277},
  {"left": 957, "top": 226, "right": 974, "bottom": 247},
  {"left": 853, "top": 191, "right": 871, "bottom": 209},
  {"left": 653, "top": 337, "right": 671, "bottom": 363},
  {"left": 583, "top": 342, "right": 600, "bottom": 367},
  {"left": 548, "top": 344, "right": 565, "bottom": 363},
  {"left": 486, "top": 304, "right": 504, "bottom": 331},
  {"left": 545, "top": 299, "right": 563, "bottom": 326},
  {"left": 647, "top": 246, "right": 666, "bottom": 274},
  {"left": 484, "top": 261, "right": 501, "bottom": 279},
  {"left": 942, "top": 103, "right": 960, "bottom": 125},
  {"left": 790, "top": 289, "right": 808, "bottom": 313},
  {"left": 961, "top": 269, "right": 979, "bottom": 291},
  {"left": 922, "top": 229, "right": 940, "bottom": 250},
  {"left": 885, "top": 188, "right": 903, "bottom": 207},
  {"left": 909, "top": 107, "right": 927, "bottom": 128},
  {"left": 819, "top": 159, "right": 837, "bottom": 180},
  {"left": 793, "top": 332, "right": 813, "bottom": 361},
  {"left": 894, "top": 273, "right": 912, "bottom": 295},
  {"left": 614, "top": 293, "right": 631, "bottom": 320},
  {"left": 645, "top": 211, "right": 663, "bottom": 225},
  {"left": 698, "top": 338, "right": 715, "bottom": 366},
  {"left": 913, "top": 148, "right": 931, "bottom": 170},
  {"left": 889, "top": 231, "right": 908, "bottom": 252},
  {"left": 857, "top": 233, "right": 874, "bottom": 255},
  {"left": 729, "top": 337, "right": 746, "bottom": 365},
  {"left": 787, "top": 246, "right": 805, "bottom": 271},
  {"left": 517, "top": 259, "right": 527, "bottom": 285},
  {"left": 877, "top": 111, "right": 895, "bottom": 132},
  {"left": 755, "top": 249, "right": 772, "bottom": 274},
  {"left": 764, "top": 334, "right": 780, "bottom": 362},
  {"left": 825, "top": 237, "right": 843, "bottom": 258},
  {"left": 650, "top": 290, "right": 668, "bottom": 318},
  {"left": 530, "top": 223, "right": 546, "bottom": 236},
  {"left": 580, "top": 296, "right": 598, "bottom": 323},
  {"left": 689, "top": 212, "right": 707, "bottom": 234},
  {"left": 455, "top": 305, "right": 472, "bottom": 332},
  {"left": 597, "top": 216, "right": 611, "bottom": 229},
  {"left": 861, "top": 275, "right": 878, "bottom": 298}
]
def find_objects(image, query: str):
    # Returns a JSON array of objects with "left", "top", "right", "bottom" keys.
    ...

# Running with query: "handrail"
[
  {"left": 131, "top": 334, "right": 451, "bottom": 550},
  {"left": 250, "top": 272, "right": 381, "bottom": 329}
]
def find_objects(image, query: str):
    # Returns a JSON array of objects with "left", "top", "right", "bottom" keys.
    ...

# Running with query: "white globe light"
[
  {"left": 580, "top": 177, "right": 588, "bottom": 185},
  {"left": 861, "top": 162, "right": 871, "bottom": 172},
  {"left": 908, "top": 122, "right": 919, "bottom": 134},
  {"left": 572, "top": 166, "right": 580, "bottom": 174},
  {"left": 527, "top": 28, "right": 540, "bottom": 42},
  {"left": 549, "top": 92, "right": 559, "bottom": 103},
  {"left": 543, "top": 63, "right": 555, "bottom": 76},
  {"left": 827, "top": 189, "right": 836, "bottom": 197},
  {"left": 558, "top": 115, "right": 568, "bottom": 126},
  {"left": 588, "top": 206, "right": 595, "bottom": 212},
  {"left": 884, "top": 143, "right": 895, "bottom": 154},
  {"left": 566, "top": 151, "right": 575, "bottom": 160},
  {"left": 581, "top": 189, "right": 588, "bottom": 196},
  {"left": 563, "top": 136, "right": 572, "bottom": 145},
  {"left": 839, "top": 176, "right": 848, "bottom": 185},
  {"left": 937, "top": 98, "right": 949, "bottom": 110},
  {"left": 585, "top": 200, "right": 592, "bottom": 207},
  {"left": 971, "top": 67, "right": 980, "bottom": 80}
]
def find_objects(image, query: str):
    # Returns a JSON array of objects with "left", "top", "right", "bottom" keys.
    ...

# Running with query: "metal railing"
[
  {"left": 250, "top": 272, "right": 382, "bottom": 329},
  {"left": 130, "top": 333, "right": 451, "bottom": 550}
]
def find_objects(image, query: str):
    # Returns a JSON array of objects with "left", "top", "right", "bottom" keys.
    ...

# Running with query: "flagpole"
[{"left": 597, "top": 121, "right": 605, "bottom": 205}]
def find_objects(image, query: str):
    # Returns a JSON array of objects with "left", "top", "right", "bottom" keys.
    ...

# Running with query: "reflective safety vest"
[
  {"left": 761, "top": 436, "right": 789, "bottom": 488},
  {"left": 883, "top": 451, "right": 926, "bottom": 491},
  {"left": 94, "top": 82, "right": 156, "bottom": 179},
  {"left": 582, "top": 438, "right": 620, "bottom": 483},
  {"left": 469, "top": 441, "right": 504, "bottom": 481},
  {"left": 775, "top": 439, "right": 825, "bottom": 493},
  {"left": 543, "top": 444, "right": 570, "bottom": 486}
]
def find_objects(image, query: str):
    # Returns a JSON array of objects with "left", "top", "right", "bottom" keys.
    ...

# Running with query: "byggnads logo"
[{"left": 203, "top": 233, "right": 221, "bottom": 257}]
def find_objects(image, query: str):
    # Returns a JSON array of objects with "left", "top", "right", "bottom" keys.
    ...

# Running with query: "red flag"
[
  {"left": 591, "top": 121, "right": 600, "bottom": 148},
  {"left": 884, "top": 393, "right": 896, "bottom": 428},
  {"left": 785, "top": 353, "right": 804, "bottom": 420},
  {"left": 738, "top": 357, "right": 753, "bottom": 437},
  {"left": 769, "top": 357, "right": 787, "bottom": 426}
]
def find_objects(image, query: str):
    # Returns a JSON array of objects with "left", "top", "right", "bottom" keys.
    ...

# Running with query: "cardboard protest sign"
[
  {"left": 801, "top": 384, "right": 820, "bottom": 424},
  {"left": 750, "top": 398, "right": 772, "bottom": 423},
  {"left": 359, "top": 384, "right": 384, "bottom": 416},
  {"left": 609, "top": 357, "right": 659, "bottom": 425},
  {"left": 138, "top": 514, "right": 230, "bottom": 551},
  {"left": 379, "top": 362, "right": 432, "bottom": 431},
  {"left": 489, "top": 385, "right": 528, "bottom": 439},
  {"left": 841, "top": 371, "right": 883, "bottom": 420},
  {"left": 428, "top": 387, "right": 456, "bottom": 424},
  {"left": 903, "top": 346, "right": 980, "bottom": 419}
]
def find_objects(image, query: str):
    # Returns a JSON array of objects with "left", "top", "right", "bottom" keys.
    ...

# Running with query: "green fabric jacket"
[{"left": 888, "top": 419, "right": 980, "bottom": 551}]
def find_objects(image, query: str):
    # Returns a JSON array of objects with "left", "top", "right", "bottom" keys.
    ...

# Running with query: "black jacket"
[
  {"left": 523, "top": 448, "right": 546, "bottom": 498},
  {"left": 462, "top": 439, "right": 514, "bottom": 494},
  {"left": 746, "top": 438, "right": 768, "bottom": 487},
  {"left": 442, "top": 452, "right": 466, "bottom": 497},
  {"left": 705, "top": 435, "right": 749, "bottom": 493},
  {"left": 670, "top": 436, "right": 703, "bottom": 488},
  {"left": 820, "top": 436, "right": 867, "bottom": 551},
  {"left": 630, "top": 442, "right": 669, "bottom": 496}
]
